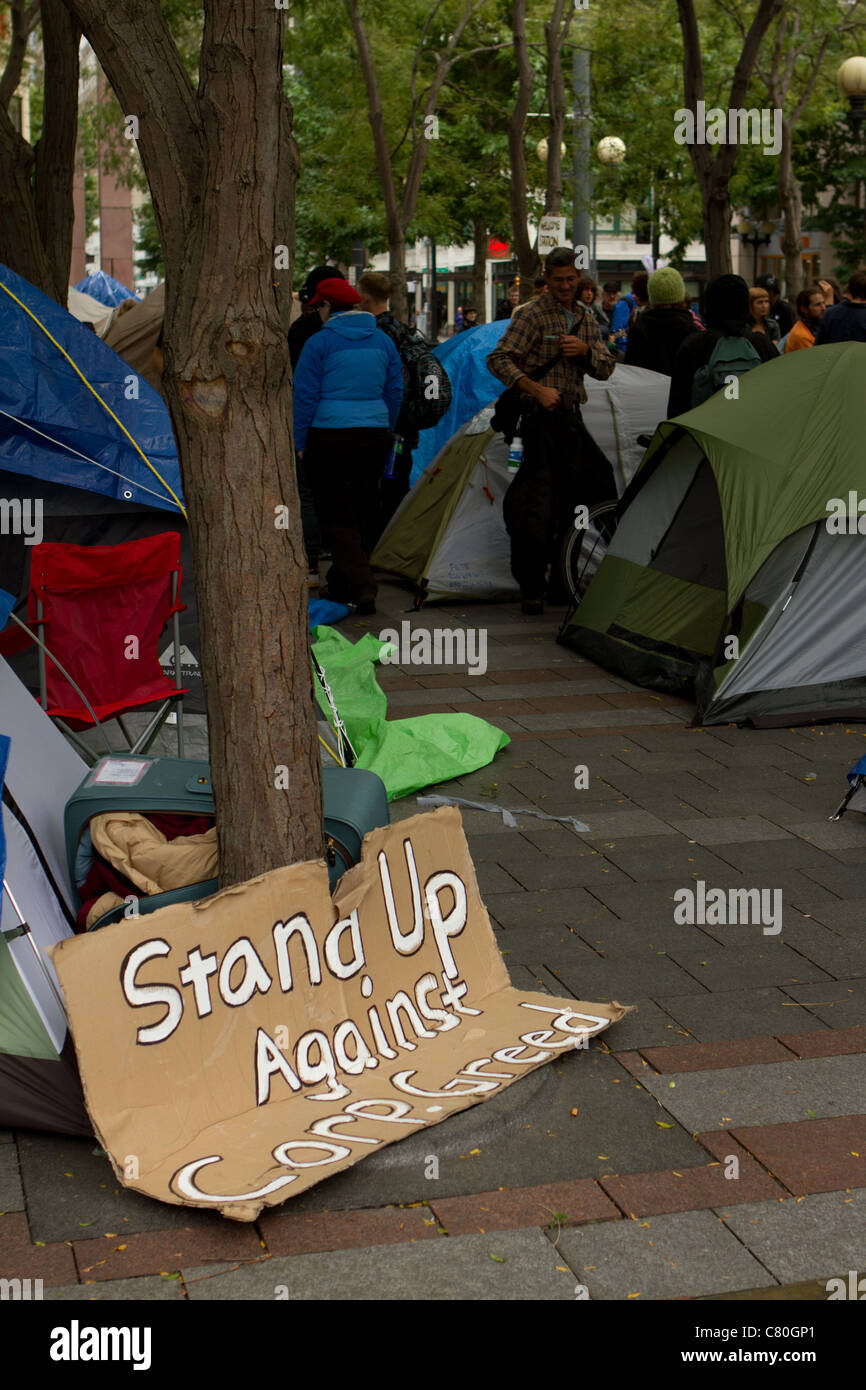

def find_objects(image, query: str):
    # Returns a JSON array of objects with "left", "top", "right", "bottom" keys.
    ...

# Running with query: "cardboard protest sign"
[{"left": 54, "top": 807, "right": 627, "bottom": 1221}]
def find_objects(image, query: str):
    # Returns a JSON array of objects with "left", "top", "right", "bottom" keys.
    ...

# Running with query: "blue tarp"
[
  {"left": 848, "top": 755, "right": 866, "bottom": 782},
  {"left": 0, "top": 262, "right": 183, "bottom": 513},
  {"left": 73, "top": 270, "right": 138, "bottom": 307},
  {"left": 411, "top": 319, "right": 509, "bottom": 483}
]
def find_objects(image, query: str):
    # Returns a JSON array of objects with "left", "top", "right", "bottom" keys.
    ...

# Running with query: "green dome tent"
[{"left": 559, "top": 342, "right": 866, "bottom": 727}]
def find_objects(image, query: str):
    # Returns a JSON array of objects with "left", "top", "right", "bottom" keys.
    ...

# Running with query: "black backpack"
[{"left": 379, "top": 317, "right": 452, "bottom": 433}]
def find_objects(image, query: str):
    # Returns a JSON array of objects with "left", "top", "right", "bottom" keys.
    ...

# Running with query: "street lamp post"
[
  {"left": 738, "top": 216, "right": 776, "bottom": 283},
  {"left": 838, "top": 56, "right": 866, "bottom": 135}
]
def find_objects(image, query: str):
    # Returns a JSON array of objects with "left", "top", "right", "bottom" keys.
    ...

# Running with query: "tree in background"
[
  {"left": 0, "top": 0, "right": 80, "bottom": 302},
  {"left": 60, "top": 0, "right": 323, "bottom": 888},
  {"left": 676, "top": 0, "right": 785, "bottom": 277},
  {"left": 755, "top": 0, "right": 865, "bottom": 296}
]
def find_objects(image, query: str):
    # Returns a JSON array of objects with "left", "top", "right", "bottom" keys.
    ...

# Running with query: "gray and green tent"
[
  {"left": 0, "top": 655, "right": 90, "bottom": 1135},
  {"left": 560, "top": 343, "right": 866, "bottom": 727}
]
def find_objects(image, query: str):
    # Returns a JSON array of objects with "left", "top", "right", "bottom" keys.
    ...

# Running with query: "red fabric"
[
  {"left": 75, "top": 811, "right": 214, "bottom": 931},
  {"left": 27, "top": 533, "right": 188, "bottom": 726}
]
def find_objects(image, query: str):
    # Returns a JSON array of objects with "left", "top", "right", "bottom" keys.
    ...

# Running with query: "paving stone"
[
  {"left": 512, "top": 709, "right": 683, "bottom": 732},
  {"left": 599, "top": 1152, "right": 785, "bottom": 1218},
  {"left": 781, "top": 980, "right": 866, "bottom": 1029},
  {"left": 258, "top": 1203, "right": 439, "bottom": 1256},
  {"left": 184, "top": 1228, "right": 577, "bottom": 1300},
  {"left": 0, "top": 1144, "right": 23, "bottom": 1210},
  {"left": 709, "top": 838, "right": 837, "bottom": 873},
  {"left": 0, "top": 1130, "right": 13, "bottom": 1145},
  {"left": 784, "top": 820, "right": 866, "bottom": 851},
  {"left": 664, "top": 944, "right": 830, "bottom": 993},
  {"left": 72, "top": 1221, "right": 263, "bottom": 1281},
  {"left": 777, "top": 1025, "right": 866, "bottom": 1059},
  {"left": 429, "top": 1178, "right": 619, "bottom": 1235},
  {"left": 668, "top": 817, "right": 793, "bottom": 845},
  {"left": 388, "top": 687, "right": 482, "bottom": 706},
  {"left": 15, "top": 1133, "right": 238, "bottom": 1245},
  {"left": 638, "top": 1054, "right": 866, "bottom": 1131},
  {"left": 599, "top": 837, "right": 742, "bottom": 883},
  {"left": 777, "top": 933, "right": 866, "bottom": 979},
  {"left": 476, "top": 861, "right": 525, "bottom": 894},
  {"left": 639, "top": 1037, "right": 793, "bottom": 1073},
  {"left": 587, "top": 880, "right": 702, "bottom": 923},
  {"left": 504, "top": 963, "right": 556, "bottom": 993},
  {"left": 656, "top": 986, "right": 830, "bottom": 1042},
  {"left": 731, "top": 1116, "right": 866, "bottom": 1196},
  {"left": 575, "top": 917, "right": 722, "bottom": 958},
  {"left": 494, "top": 926, "right": 601, "bottom": 968},
  {"left": 697, "top": 907, "right": 836, "bottom": 950},
  {"left": 44, "top": 1275, "right": 186, "bottom": 1300},
  {"left": 0, "top": 1211, "right": 77, "bottom": 1286},
  {"left": 552, "top": 953, "right": 707, "bottom": 1003},
  {"left": 499, "top": 854, "right": 632, "bottom": 891},
  {"left": 716, "top": 1189, "right": 866, "bottom": 1286},
  {"left": 483, "top": 888, "right": 620, "bottom": 930},
  {"left": 589, "top": 1001, "right": 698, "bottom": 1051},
  {"left": 557, "top": 1208, "right": 770, "bottom": 1300}
]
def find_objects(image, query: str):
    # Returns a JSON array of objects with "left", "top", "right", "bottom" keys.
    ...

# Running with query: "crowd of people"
[{"left": 289, "top": 247, "right": 866, "bottom": 621}]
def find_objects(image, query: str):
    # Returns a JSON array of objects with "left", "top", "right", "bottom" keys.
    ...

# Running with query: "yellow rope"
[
  {"left": 318, "top": 732, "right": 345, "bottom": 766},
  {"left": 0, "top": 279, "right": 187, "bottom": 519}
]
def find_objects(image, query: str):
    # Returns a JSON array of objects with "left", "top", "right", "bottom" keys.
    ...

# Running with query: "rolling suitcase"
[{"left": 64, "top": 755, "right": 390, "bottom": 930}]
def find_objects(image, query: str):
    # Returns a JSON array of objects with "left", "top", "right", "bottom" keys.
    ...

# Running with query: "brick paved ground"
[{"left": 2, "top": 580, "right": 864, "bottom": 1301}]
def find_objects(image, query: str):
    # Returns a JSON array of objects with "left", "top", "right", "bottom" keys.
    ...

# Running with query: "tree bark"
[
  {"left": 62, "top": 0, "right": 323, "bottom": 889},
  {"left": 508, "top": 0, "right": 539, "bottom": 292},
  {"left": 34, "top": 0, "right": 81, "bottom": 303},
  {"left": 472, "top": 215, "right": 487, "bottom": 320}
]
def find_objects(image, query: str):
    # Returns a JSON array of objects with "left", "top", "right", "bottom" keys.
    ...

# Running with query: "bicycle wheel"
[{"left": 560, "top": 498, "right": 619, "bottom": 605}]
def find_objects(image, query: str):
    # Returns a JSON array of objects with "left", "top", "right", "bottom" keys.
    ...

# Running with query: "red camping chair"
[{"left": 11, "top": 533, "right": 188, "bottom": 763}]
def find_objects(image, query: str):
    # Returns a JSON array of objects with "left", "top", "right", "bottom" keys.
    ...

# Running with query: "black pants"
[
  {"left": 502, "top": 406, "right": 617, "bottom": 599},
  {"left": 306, "top": 426, "right": 391, "bottom": 600}
]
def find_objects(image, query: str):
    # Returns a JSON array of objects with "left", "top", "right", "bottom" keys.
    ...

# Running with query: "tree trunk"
[
  {"left": 544, "top": 0, "right": 569, "bottom": 216},
  {"left": 775, "top": 111, "right": 805, "bottom": 299},
  {"left": 34, "top": 0, "right": 80, "bottom": 302},
  {"left": 701, "top": 179, "right": 734, "bottom": 279},
  {"left": 472, "top": 216, "right": 487, "bottom": 321},
  {"left": 388, "top": 230, "right": 409, "bottom": 325},
  {"left": 676, "top": 0, "right": 785, "bottom": 286},
  {"left": 63, "top": 0, "right": 323, "bottom": 889},
  {"left": 0, "top": 117, "right": 58, "bottom": 296},
  {"left": 508, "top": 0, "right": 539, "bottom": 293}
]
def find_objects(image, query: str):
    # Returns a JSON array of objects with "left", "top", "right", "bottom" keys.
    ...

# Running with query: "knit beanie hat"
[{"left": 648, "top": 267, "right": 686, "bottom": 307}]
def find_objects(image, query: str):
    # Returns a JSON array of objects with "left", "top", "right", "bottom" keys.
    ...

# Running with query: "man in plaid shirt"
[{"left": 487, "top": 246, "right": 617, "bottom": 613}]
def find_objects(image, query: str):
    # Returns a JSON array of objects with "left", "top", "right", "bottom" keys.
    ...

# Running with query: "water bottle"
[
  {"left": 384, "top": 434, "right": 403, "bottom": 480},
  {"left": 508, "top": 437, "right": 524, "bottom": 473}
]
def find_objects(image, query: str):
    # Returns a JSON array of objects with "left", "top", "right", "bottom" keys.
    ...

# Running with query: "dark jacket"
[
  {"left": 624, "top": 306, "right": 697, "bottom": 377},
  {"left": 814, "top": 300, "right": 866, "bottom": 345},
  {"left": 770, "top": 298, "right": 796, "bottom": 337},
  {"left": 667, "top": 327, "right": 778, "bottom": 418},
  {"left": 289, "top": 311, "right": 323, "bottom": 371}
]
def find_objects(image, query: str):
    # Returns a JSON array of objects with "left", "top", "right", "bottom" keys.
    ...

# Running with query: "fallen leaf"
[
  {"left": 627, "top": 1292, "right": 641, "bottom": 1299},
  {"left": 655, "top": 1122, "right": 674, "bottom": 1128},
  {"left": 489, "top": 1253, "right": 506, "bottom": 1263},
  {"left": 116, "top": 1244, "right": 128, "bottom": 1251},
  {"left": 571, "top": 1108, "right": 579, "bottom": 1117}
]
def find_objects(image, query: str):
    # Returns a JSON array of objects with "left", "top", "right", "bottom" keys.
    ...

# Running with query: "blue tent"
[
  {"left": 411, "top": 320, "right": 508, "bottom": 483},
  {"left": 73, "top": 270, "right": 139, "bottom": 308},
  {"left": 0, "top": 261, "right": 183, "bottom": 513}
]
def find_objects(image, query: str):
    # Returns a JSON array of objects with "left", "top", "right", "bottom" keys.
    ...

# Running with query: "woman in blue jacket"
[{"left": 294, "top": 279, "right": 403, "bottom": 614}]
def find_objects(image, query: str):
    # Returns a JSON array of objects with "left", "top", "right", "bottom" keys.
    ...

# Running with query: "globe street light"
[{"left": 838, "top": 56, "right": 866, "bottom": 135}]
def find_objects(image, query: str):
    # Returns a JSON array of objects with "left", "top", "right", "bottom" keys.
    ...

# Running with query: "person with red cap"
[{"left": 293, "top": 278, "right": 403, "bottom": 614}]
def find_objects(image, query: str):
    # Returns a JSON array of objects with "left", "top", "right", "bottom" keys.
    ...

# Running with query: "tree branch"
[
  {"left": 59, "top": 0, "right": 203, "bottom": 266},
  {"left": 0, "top": 0, "right": 41, "bottom": 111}
]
